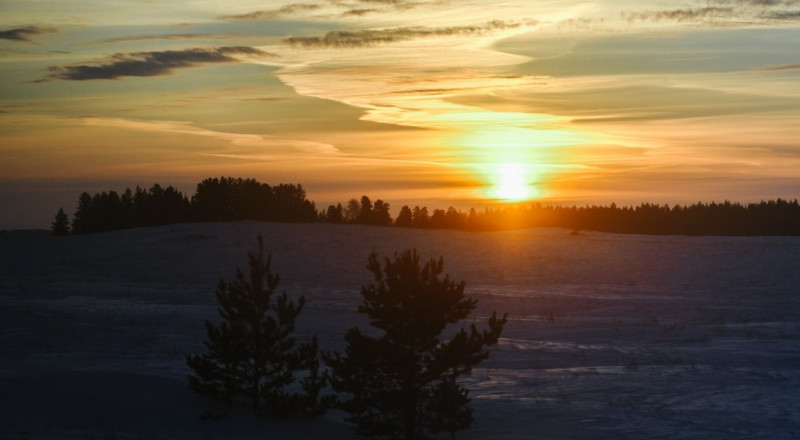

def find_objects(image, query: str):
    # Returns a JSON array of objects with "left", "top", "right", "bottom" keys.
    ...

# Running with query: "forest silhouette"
[
  {"left": 56, "top": 176, "right": 800, "bottom": 236},
  {"left": 66, "top": 178, "right": 317, "bottom": 234}
]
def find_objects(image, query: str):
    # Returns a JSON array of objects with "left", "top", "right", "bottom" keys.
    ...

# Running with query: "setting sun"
[{"left": 494, "top": 163, "right": 534, "bottom": 201}]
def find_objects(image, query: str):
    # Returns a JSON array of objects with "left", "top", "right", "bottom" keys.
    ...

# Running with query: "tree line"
[
  {"left": 53, "top": 177, "right": 318, "bottom": 234},
  {"left": 52, "top": 176, "right": 800, "bottom": 236},
  {"left": 321, "top": 197, "right": 800, "bottom": 236}
]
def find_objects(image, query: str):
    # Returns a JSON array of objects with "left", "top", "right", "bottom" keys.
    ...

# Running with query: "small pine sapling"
[
  {"left": 325, "top": 249, "right": 507, "bottom": 440},
  {"left": 186, "top": 235, "right": 327, "bottom": 417}
]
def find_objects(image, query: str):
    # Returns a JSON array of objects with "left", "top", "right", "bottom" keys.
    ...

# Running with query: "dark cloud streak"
[
  {"left": 622, "top": 2, "right": 800, "bottom": 23},
  {"left": 340, "top": 0, "right": 448, "bottom": 16},
  {"left": 0, "top": 26, "right": 57, "bottom": 42},
  {"left": 342, "top": 8, "right": 381, "bottom": 17},
  {"left": 708, "top": 0, "right": 800, "bottom": 5},
  {"left": 220, "top": 3, "right": 321, "bottom": 20},
  {"left": 354, "top": 0, "right": 449, "bottom": 8},
  {"left": 42, "top": 46, "right": 269, "bottom": 81},
  {"left": 221, "top": 0, "right": 451, "bottom": 21},
  {"left": 283, "top": 20, "right": 533, "bottom": 48},
  {"left": 98, "top": 33, "right": 229, "bottom": 44},
  {"left": 768, "top": 9, "right": 800, "bottom": 18},
  {"left": 760, "top": 62, "right": 800, "bottom": 70},
  {"left": 622, "top": 7, "right": 736, "bottom": 23}
]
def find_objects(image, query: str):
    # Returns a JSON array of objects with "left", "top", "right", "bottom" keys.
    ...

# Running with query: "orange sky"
[{"left": 2, "top": 1, "right": 800, "bottom": 228}]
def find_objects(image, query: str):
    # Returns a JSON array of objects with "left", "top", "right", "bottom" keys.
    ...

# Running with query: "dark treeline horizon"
[
  {"left": 53, "top": 176, "right": 800, "bottom": 236},
  {"left": 60, "top": 177, "right": 317, "bottom": 235}
]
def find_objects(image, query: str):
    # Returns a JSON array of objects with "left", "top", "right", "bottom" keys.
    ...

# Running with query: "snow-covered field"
[{"left": 1, "top": 222, "right": 799, "bottom": 439}]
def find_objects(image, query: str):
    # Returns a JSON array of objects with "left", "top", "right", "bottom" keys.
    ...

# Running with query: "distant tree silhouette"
[
  {"left": 58, "top": 177, "right": 800, "bottom": 236},
  {"left": 429, "top": 208, "right": 447, "bottom": 229},
  {"left": 445, "top": 207, "right": 466, "bottom": 229},
  {"left": 93, "top": 191, "right": 126, "bottom": 231},
  {"left": 343, "top": 195, "right": 393, "bottom": 226},
  {"left": 395, "top": 205, "right": 413, "bottom": 228},
  {"left": 71, "top": 192, "right": 93, "bottom": 234},
  {"left": 467, "top": 208, "right": 479, "bottom": 230},
  {"left": 371, "top": 199, "right": 392, "bottom": 226},
  {"left": 344, "top": 198, "right": 361, "bottom": 223},
  {"left": 69, "top": 184, "right": 191, "bottom": 234},
  {"left": 412, "top": 206, "right": 429, "bottom": 228},
  {"left": 192, "top": 177, "right": 271, "bottom": 221},
  {"left": 64, "top": 177, "right": 319, "bottom": 233},
  {"left": 132, "top": 184, "right": 191, "bottom": 226},
  {"left": 121, "top": 187, "right": 134, "bottom": 222},
  {"left": 192, "top": 178, "right": 315, "bottom": 222},
  {"left": 323, "top": 203, "right": 344, "bottom": 223},
  {"left": 186, "top": 235, "right": 326, "bottom": 417},
  {"left": 271, "top": 183, "right": 318, "bottom": 222},
  {"left": 325, "top": 249, "right": 507, "bottom": 440},
  {"left": 356, "top": 196, "right": 374, "bottom": 224},
  {"left": 51, "top": 208, "right": 70, "bottom": 235}
]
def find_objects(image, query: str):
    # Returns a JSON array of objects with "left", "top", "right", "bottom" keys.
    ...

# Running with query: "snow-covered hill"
[{"left": 1, "top": 222, "right": 799, "bottom": 439}]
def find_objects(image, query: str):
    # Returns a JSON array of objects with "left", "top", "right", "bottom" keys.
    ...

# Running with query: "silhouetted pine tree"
[
  {"left": 325, "top": 249, "right": 507, "bottom": 440},
  {"left": 186, "top": 235, "right": 326, "bottom": 417},
  {"left": 71, "top": 192, "right": 93, "bottom": 234},
  {"left": 51, "top": 208, "right": 70, "bottom": 235},
  {"left": 271, "top": 183, "right": 317, "bottom": 222},
  {"left": 371, "top": 199, "right": 392, "bottom": 226},
  {"left": 323, "top": 203, "right": 344, "bottom": 223},
  {"left": 395, "top": 205, "right": 413, "bottom": 228},
  {"left": 429, "top": 208, "right": 447, "bottom": 229},
  {"left": 412, "top": 206, "right": 429, "bottom": 228},
  {"left": 356, "top": 195, "right": 374, "bottom": 224}
]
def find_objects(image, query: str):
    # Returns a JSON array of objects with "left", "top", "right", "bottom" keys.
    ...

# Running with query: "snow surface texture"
[{"left": 1, "top": 222, "right": 799, "bottom": 439}]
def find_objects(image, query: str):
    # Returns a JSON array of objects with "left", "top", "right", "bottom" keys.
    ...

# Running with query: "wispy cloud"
[
  {"left": 621, "top": 2, "right": 800, "bottom": 24},
  {"left": 218, "top": 0, "right": 452, "bottom": 21},
  {"left": 283, "top": 20, "right": 534, "bottom": 48},
  {"left": 0, "top": 26, "right": 56, "bottom": 43},
  {"left": 342, "top": 8, "right": 381, "bottom": 17},
  {"left": 621, "top": 7, "right": 736, "bottom": 23},
  {"left": 768, "top": 10, "right": 800, "bottom": 18},
  {"left": 97, "top": 33, "right": 232, "bottom": 44},
  {"left": 41, "top": 46, "right": 271, "bottom": 81},
  {"left": 760, "top": 62, "right": 800, "bottom": 70},
  {"left": 344, "top": 0, "right": 449, "bottom": 15},
  {"left": 337, "top": 0, "right": 451, "bottom": 17},
  {"left": 267, "top": 33, "right": 546, "bottom": 133},
  {"left": 220, "top": 3, "right": 322, "bottom": 20},
  {"left": 708, "top": 0, "right": 800, "bottom": 5},
  {"left": 83, "top": 117, "right": 339, "bottom": 155}
]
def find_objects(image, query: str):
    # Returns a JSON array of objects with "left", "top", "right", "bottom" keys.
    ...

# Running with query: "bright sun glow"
[
  {"left": 494, "top": 164, "right": 534, "bottom": 201},
  {"left": 441, "top": 111, "right": 597, "bottom": 204}
]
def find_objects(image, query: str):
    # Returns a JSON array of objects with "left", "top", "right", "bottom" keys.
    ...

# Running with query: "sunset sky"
[{"left": 2, "top": 0, "right": 800, "bottom": 229}]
